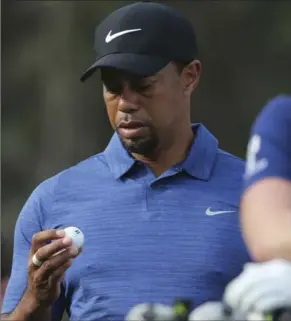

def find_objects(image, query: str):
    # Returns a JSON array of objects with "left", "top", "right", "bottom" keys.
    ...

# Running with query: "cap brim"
[{"left": 80, "top": 53, "right": 169, "bottom": 82}]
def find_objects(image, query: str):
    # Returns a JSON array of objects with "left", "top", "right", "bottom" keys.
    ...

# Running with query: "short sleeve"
[
  {"left": 1, "top": 176, "right": 66, "bottom": 321},
  {"left": 243, "top": 95, "right": 291, "bottom": 191}
]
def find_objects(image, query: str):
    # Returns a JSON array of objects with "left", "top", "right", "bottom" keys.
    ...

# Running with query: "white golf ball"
[{"left": 64, "top": 226, "right": 84, "bottom": 249}]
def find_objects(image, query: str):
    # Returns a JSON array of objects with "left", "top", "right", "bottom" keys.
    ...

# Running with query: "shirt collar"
[
  {"left": 104, "top": 133, "right": 136, "bottom": 179},
  {"left": 177, "top": 124, "right": 218, "bottom": 180},
  {"left": 104, "top": 123, "right": 218, "bottom": 180}
]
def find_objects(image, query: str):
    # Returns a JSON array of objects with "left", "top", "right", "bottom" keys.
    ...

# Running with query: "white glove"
[
  {"left": 188, "top": 302, "right": 226, "bottom": 321},
  {"left": 223, "top": 259, "right": 291, "bottom": 319},
  {"left": 125, "top": 303, "right": 175, "bottom": 321}
]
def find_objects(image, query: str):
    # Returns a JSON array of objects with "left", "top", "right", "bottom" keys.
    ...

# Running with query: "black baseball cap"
[{"left": 80, "top": 1, "right": 198, "bottom": 82}]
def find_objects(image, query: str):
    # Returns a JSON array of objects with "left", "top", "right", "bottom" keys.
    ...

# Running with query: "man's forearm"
[
  {"left": 241, "top": 179, "right": 291, "bottom": 262},
  {"left": 1, "top": 293, "right": 51, "bottom": 321},
  {"left": 244, "top": 218, "right": 291, "bottom": 262},
  {"left": 241, "top": 207, "right": 291, "bottom": 261}
]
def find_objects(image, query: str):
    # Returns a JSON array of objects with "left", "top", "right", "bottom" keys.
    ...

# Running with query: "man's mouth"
[{"left": 118, "top": 121, "right": 147, "bottom": 139}]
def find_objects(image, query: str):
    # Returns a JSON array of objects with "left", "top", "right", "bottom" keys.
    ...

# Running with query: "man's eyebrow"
[{"left": 141, "top": 77, "right": 157, "bottom": 83}]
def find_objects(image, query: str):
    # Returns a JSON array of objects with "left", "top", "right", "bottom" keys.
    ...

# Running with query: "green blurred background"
[{"left": 2, "top": 0, "right": 291, "bottom": 242}]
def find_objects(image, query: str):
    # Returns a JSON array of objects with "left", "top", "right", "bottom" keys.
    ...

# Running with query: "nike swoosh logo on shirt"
[
  {"left": 105, "top": 29, "right": 142, "bottom": 43},
  {"left": 205, "top": 207, "right": 235, "bottom": 216}
]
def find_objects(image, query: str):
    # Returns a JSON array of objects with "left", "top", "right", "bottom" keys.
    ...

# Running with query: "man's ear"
[{"left": 183, "top": 60, "right": 202, "bottom": 95}]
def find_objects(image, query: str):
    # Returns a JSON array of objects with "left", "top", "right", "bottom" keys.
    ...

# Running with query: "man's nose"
[{"left": 117, "top": 86, "right": 141, "bottom": 113}]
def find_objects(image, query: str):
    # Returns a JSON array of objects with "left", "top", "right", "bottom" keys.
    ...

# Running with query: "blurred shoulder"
[
  {"left": 250, "top": 95, "right": 291, "bottom": 139},
  {"left": 32, "top": 151, "right": 111, "bottom": 199}
]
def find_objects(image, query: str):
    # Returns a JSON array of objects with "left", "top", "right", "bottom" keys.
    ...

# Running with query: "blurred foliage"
[{"left": 2, "top": 0, "right": 291, "bottom": 238}]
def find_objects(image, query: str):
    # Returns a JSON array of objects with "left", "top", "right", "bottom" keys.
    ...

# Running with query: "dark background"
[{"left": 2, "top": 0, "right": 291, "bottom": 249}]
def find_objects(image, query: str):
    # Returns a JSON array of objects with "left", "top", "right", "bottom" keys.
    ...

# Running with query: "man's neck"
[{"left": 133, "top": 126, "right": 194, "bottom": 177}]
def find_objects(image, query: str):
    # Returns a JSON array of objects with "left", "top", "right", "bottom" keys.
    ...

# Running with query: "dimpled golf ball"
[{"left": 64, "top": 226, "right": 84, "bottom": 249}]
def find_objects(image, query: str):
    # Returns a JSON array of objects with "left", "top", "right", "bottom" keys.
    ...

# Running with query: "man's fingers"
[
  {"left": 35, "top": 246, "right": 79, "bottom": 279},
  {"left": 32, "top": 237, "right": 73, "bottom": 263},
  {"left": 51, "top": 260, "right": 73, "bottom": 282},
  {"left": 31, "top": 229, "right": 65, "bottom": 253}
]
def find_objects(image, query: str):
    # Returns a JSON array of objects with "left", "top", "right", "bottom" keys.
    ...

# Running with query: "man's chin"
[{"left": 120, "top": 136, "right": 158, "bottom": 156}]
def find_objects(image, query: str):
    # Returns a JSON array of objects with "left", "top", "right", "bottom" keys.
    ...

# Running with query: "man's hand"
[
  {"left": 2, "top": 229, "right": 81, "bottom": 321},
  {"left": 25, "top": 229, "right": 80, "bottom": 308},
  {"left": 223, "top": 259, "right": 291, "bottom": 318},
  {"left": 1, "top": 229, "right": 83, "bottom": 321}
]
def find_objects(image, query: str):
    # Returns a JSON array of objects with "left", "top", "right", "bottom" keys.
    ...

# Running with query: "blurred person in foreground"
[
  {"left": 225, "top": 95, "right": 291, "bottom": 317},
  {"left": 188, "top": 96, "right": 291, "bottom": 320},
  {"left": 1, "top": 234, "right": 12, "bottom": 311},
  {"left": 241, "top": 95, "right": 291, "bottom": 262},
  {"left": 1, "top": 2, "right": 251, "bottom": 321}
]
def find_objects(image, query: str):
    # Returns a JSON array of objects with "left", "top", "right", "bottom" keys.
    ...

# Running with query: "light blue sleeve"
[{"left": 1, "top": 176, "right": 66, "bottom": 321}]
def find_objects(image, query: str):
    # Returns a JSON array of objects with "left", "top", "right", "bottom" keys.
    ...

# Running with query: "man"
[
  {"left": 206, "top": 96, "right": 291, "bottom": 320},
  {"left": 225, "top": 95, "right": 291, "bottom": 318},
  {"left": 241, "top": 95, "right": 291, "bottom": 262},
  {"left": 1, "top": 2, "right": 250, "bottom": 321},
  {"left": 1, "top": 234, "right": 12, "bottom": 312}
]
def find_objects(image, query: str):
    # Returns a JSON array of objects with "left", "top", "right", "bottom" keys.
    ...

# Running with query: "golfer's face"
[{"left": 102, "top": 64, "right": 186, "bottom": 154}]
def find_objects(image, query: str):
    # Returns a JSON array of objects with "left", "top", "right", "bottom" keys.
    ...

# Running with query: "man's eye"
[
  {"left": 134, "top": 83, "right": 152, "bottom": 92},
  {"left": 105, "top": 83, "right": 122, "bottom": 95}
]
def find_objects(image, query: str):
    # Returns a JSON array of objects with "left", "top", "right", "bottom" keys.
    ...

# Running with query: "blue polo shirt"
[{"left": 2, "top": 124, "right": 250, "bottom": 321}]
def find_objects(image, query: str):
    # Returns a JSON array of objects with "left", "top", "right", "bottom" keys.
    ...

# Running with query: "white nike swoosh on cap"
[
  {"left": 105, "top": 28, "right": 142, "bottom": 43},
  {"left": 205, "top": 207, "right": 235, "bottom": 216}
]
